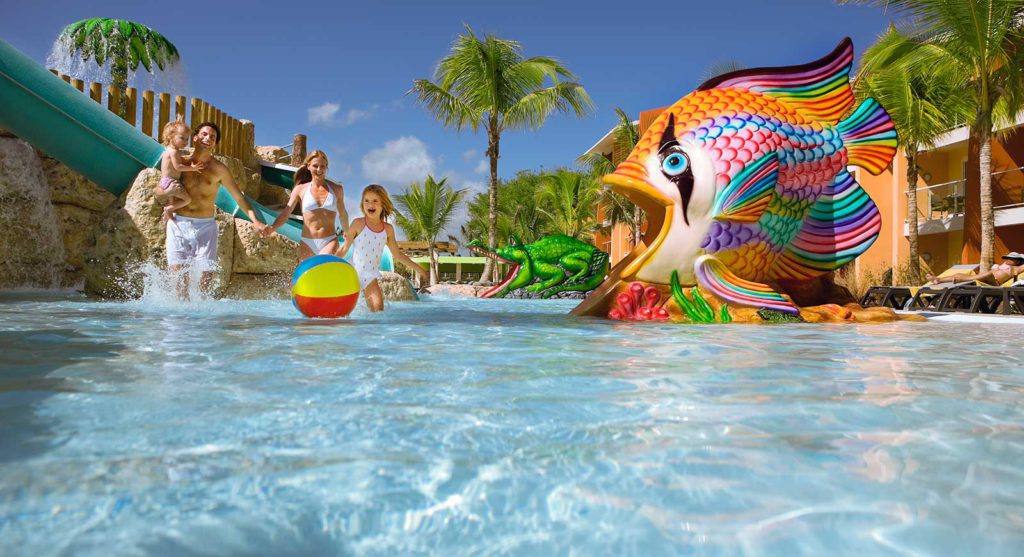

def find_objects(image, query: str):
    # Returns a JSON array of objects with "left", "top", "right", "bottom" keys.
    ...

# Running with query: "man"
[
  {"left": 167, "top": 121, "right": 270, "bottom": 297},
  {"left": 927, "top": 252, "right": 1024, "bottom": 286}
]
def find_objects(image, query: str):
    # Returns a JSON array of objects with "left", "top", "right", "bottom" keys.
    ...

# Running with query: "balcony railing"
[
  {"left": 903, "top": 165, "right": 1024, "bottom": 222},
  {"left": 906, "top": 179, "right": 964, "bottom": 221},
  {"left": 993, "top": 166, "right": 1024, "bottom": 210}
]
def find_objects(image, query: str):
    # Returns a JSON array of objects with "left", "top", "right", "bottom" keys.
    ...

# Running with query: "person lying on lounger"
[{"left": 927, "top": 252, "right": 1024, "bottom": 286}]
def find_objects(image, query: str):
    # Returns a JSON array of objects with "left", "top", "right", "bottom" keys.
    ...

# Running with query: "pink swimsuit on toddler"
[{"left": 159, "top": 176, "right": 181, "bottom": 190}]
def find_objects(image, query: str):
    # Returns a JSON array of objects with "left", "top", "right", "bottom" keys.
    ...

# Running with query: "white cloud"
[
  {"left": 474, "top": 159, "right": 489, "bottom": 175},
  {"left": 308, "top": 102, "right": 378, "bottom": 127},
  {"left": 307, "top": 102, "right": 340, "bottom": 125},
  {"left": 361, "top": 136, "right": 436, "bottom": 187},
  {"left": 462, "top": 149, "right": 477, "bottom": 162}
]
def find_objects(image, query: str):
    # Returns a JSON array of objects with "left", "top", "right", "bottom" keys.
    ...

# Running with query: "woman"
[
  {"left": 263, "top": 150, "right": 349, "bottom": 259},
  {"left": 927, "top": 252, "right": 1024, "bottom": 286}
]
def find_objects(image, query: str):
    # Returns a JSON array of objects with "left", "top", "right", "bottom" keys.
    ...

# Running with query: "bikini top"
[{"left": 301, "top": 184, "right": 337, "bottom": 213}]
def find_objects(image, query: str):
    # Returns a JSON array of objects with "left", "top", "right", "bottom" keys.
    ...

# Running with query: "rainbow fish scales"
[{"left": 584, "top": 38, "right": 897, "bottom": 317}]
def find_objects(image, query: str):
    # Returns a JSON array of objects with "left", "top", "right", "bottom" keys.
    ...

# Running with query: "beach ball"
[{"left": 291, "top": 255, "right": 360, "bottom": 318}]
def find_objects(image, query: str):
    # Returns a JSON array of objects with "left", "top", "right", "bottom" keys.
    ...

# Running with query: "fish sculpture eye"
[{"left": 661, "top": 151, "right": 689, "bottom": 177}]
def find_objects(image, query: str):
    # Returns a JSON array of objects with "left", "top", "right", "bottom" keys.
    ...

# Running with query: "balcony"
[
  {"left": 904, "top": 179, "right": 965, "bottom": 235},
  {"left": 903, "top": 166, "right": 1024, "bottom": 236}
]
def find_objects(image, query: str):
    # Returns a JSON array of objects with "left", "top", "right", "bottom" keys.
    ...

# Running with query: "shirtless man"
[
  {"left": 927, "top": 252, "right": 1024, "bottom": 286},
  {"left": 167, "top": 121, "right": 270, "bottom": 297}
]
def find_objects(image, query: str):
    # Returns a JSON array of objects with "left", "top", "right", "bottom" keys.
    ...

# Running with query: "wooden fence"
[{"left": 48, "top": 70, "right": 253, "bottom": 161}]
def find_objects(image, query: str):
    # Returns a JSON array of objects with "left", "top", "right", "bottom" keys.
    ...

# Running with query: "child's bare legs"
[
  {"left": 364, "top": 279, "right": 384, "bottom": 312},
  {"left": 157, "top": 178, "right": 191, "bottom": 222},
  {"left": 162, "top": 192, "right": 192, "bottom": 222}
]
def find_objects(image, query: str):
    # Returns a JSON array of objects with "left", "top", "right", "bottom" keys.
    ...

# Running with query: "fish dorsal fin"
[
  {"left": 698, "top": 38, "right": 855, "bottom": 124},
  {"left": 713, "top": 152, "right": 779, "bottom": 221}
]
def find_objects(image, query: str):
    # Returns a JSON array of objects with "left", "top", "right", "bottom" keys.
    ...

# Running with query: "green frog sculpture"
[{"left": 467, "top": 235, "right": 609, "bottom": 299}]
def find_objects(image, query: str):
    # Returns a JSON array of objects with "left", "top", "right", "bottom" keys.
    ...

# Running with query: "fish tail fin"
[{"left": 838, "top": 97, "right": 898, "bottom": 175}]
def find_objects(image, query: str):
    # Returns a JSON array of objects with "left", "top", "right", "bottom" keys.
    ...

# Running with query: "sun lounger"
[
  {"left": 935, "top": 277, "right": 1021, "bottom": 314},
  {"left": 859, "top": 264, "right": 978, "bottom": 310}
]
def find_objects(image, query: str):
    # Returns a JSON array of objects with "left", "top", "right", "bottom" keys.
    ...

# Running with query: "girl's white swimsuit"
[{"left": 351, "top": 223, "right": 387, "bottom": 289}]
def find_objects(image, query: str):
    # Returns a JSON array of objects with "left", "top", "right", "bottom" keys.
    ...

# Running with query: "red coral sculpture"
[{"left": 608, "top": 282, "right": 670, "bottom": 321}]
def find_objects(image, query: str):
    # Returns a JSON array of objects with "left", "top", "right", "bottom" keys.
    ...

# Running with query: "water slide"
[{"left": 0, "top": 37, "right": 302, "bottom": 242}]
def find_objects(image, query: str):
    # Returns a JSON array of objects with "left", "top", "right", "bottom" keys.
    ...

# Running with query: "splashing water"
[
  {"left": 45, "top": 35, "right": 189, "bottom": 96},
  {"left": 122, "top": 261, "right": 222, "bottom": 310}
]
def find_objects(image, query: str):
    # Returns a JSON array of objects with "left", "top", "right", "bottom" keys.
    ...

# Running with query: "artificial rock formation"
[{"left": 0, "top": 138, "right": 67, "bottom": 289}]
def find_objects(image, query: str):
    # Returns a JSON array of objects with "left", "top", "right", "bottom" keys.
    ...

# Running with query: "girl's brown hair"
[
  {"left": 293, "top": 150, "right": 329, "bottom": 186},
  {"left": 362, "top": 184, "right": 394, "bottom": 222},
  {"left": 160, "top": 116, "right": 190, "bottom": 146}
]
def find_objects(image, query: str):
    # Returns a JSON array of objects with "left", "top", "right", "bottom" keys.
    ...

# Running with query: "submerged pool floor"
[{"left": 1, "top": 292, "right": 1022, "bottom": 555}]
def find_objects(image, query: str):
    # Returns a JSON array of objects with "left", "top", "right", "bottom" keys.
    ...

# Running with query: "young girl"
[
  {"left": 336, "top": 184, "right": 428, "bottom": 312},
  {"left": 263, "top": 150, "right": 348, "bottom": 259},
  {"left": 156, "top": 118, "right": 203, "bottom": 222}
]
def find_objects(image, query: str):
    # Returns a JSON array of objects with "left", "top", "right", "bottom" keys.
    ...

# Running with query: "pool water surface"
[{"left": 1, "top": 291, "right": 1022, "bottom": 555}]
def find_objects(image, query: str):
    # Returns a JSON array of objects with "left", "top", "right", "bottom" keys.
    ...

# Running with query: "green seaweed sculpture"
[{"left": 670, "top": 270, "right": 731, "bottom": 323}]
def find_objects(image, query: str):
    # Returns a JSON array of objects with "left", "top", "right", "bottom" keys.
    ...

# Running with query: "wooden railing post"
[
  {"left": 216, "top": 109, "right": 226, "bottom": 149},
  {"left": 158, "top": 92, "right": 171, "bottom": 135},
  {"left": 174, "top": 95, "right": 186, "bottom": 122},
  {"left": 59, "top": 73, "right": 71, "bottom": 84},
  {"left": 72, "top": 79, "right": 84, "bottom": 92},
  {"left": 232, "top": 119, "right": 241, "bottom": 159},
  {"left": 190, "top": 98, "right": 201, "bottom": 135},
  {"left": 106, "top": 85, "right": 120, "bottom": 115},
  {"left": 142, "top": 90, "right": 154, "bottom": 138},
  {"left": 125, "top": 87, "right": 137, "bottom": 127},
  {"left": 89, "top": 82, "right": 102, "bottom": 103},
  {"left": 292, "top": 134, "right": 307, "bottom": 165},
  {"left": 240, "top": 120, "right": 257, "bottom": 168},
  {"left": 49, "top": 69, "right": 58, "bottom": 76}
]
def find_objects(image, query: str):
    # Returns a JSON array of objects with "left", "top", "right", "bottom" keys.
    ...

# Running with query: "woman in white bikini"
[{"left": 264, "top": 150, "right": 349, "bottom": 259}]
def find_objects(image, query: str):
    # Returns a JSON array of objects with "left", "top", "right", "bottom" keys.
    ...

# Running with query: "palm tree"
[
  {"left": 578, "top": 107, "right": 643, "bottom": 246},
  {"left": 410, "top": 25, "right": 593, "bottom": 281},
  {"left": 855, "top": 26, "right": 970, "bottom": 283},
  {"left": 845, "top": 0, "right": 1024, "bottom": 269},
  {"left": 394, "top": 176, "right": 468, "bottom": 286},
  {"left": 536, "top": 169, "right": 601, "bottom": 240},
  {"left": 462, "top": 171, "right": 547, "bottom": 247}
]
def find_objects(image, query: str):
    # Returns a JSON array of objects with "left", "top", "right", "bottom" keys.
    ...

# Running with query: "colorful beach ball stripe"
[{"left": 291, "top": 254, "right": 360, "bottom": 318}]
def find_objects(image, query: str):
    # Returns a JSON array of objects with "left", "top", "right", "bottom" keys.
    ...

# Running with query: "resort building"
[{"left": 584, "top": 108, "right": 1024, "bottom": 285}]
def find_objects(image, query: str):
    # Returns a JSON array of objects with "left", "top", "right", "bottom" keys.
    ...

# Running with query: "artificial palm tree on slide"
[
  {"left": 411, "top": 25, "right": 593, "bottom": 282},
  {"left": 56, "top": 18, "right": 180, "bottom": 117},
  {"left": 394, "top": 176, "right": 468, "bottom": 286},
  {"left": 845, "top": 0, "right": 1024, "bottom": 269}
]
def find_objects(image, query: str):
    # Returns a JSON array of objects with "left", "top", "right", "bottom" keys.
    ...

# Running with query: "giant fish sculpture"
[{"left": 573, "top": 38, "right": 898, "bottom": 320}]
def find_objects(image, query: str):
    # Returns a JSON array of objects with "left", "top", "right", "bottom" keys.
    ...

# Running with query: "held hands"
[{"left": 254, "top": 222, "right": 272, "bottom": 237}]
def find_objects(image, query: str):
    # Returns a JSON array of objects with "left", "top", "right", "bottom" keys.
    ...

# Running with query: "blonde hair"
[
  {"left": 293, "top": 150, "right": 329, "bottom": 186},
  {"left": 362, "top": 184, "right": 393, "bottom": 222},
  {"left": 160, "top": 116, "right": 190, "bottom": 146}
]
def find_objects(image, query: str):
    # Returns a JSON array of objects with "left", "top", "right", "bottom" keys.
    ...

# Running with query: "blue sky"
[{"left": 3, "top": 0, "right": 898, "bottom": 235}]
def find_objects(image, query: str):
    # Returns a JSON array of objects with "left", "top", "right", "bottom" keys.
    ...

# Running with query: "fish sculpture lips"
[{"left": 602, "top": 163, "right": 675, "bottom": 278}]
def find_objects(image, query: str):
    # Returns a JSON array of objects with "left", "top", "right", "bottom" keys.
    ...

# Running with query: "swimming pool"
[{"left": 1, "top": 291, "right": 1022, "bottom": 555}]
